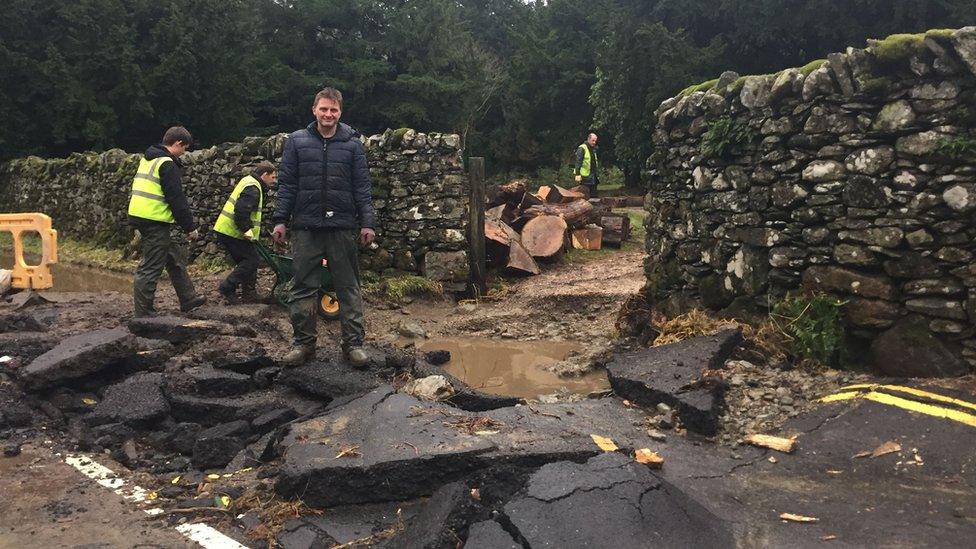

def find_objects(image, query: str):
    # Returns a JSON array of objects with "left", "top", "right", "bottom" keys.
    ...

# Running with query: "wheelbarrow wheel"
[{"left": 318, "top": 291, "right": 340, "bottom": 320}]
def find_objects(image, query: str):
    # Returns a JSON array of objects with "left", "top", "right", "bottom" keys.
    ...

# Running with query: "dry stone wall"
[
  {"left": 646, "top": 28, "right": 976, "bottom": 375},
  {"left": 0, "top": 128, "right": 469, "bottom": 287}
]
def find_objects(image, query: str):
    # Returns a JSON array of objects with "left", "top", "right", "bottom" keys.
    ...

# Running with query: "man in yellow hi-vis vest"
[
  {"left": 213, "top": 161, "right": 277, "bottom": 302},
  {"left": 128, "top": 126, "right": 205, "bottom": 317},
  {"left": 573, "top": 131, "right": 600, "bottom": 198}
]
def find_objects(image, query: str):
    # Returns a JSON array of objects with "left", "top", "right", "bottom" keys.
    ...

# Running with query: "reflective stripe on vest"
[
  {"left": 578, "top": 144, "right": 596, "bottom": 178},
  {"left": 127, "top": 157, "right": 175, "bottom": 223},
  {"left": 213, "top": 175, "right": 263, "bottom": 240}
]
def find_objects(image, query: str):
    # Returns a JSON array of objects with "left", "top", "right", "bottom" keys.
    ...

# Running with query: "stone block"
[
  {"left": 422, "top": 251, "right": 469, "bottom": 283},
  {"left": 870, "top": 317, "right": 967, "bottom": 377}
]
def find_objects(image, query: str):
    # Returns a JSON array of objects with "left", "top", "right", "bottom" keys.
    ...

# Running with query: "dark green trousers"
[
  {"left": 288, "top": 229, "right": 365, "bottom": 349},
  {"left": 133, "top": 222, "right": 197, "bottom": 316}
]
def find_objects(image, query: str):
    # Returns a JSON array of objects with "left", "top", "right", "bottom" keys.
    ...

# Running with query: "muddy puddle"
[
  {"left": 1, "top": 249, "right": 131, "bottom": 293},
  {"left": 416, "top": 337, "right": 610, "bottom": 399}
]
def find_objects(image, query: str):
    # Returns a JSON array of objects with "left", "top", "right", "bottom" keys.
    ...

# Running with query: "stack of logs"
[{"left": 485, "top": 180, "right": 631, "bottom": 275}]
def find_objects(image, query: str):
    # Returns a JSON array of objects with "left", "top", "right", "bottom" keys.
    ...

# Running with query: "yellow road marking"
[
  {"left": 840, "top": 384, "right": 976, "bottom": 412},
  {"left": 820, "top": 391, "right": 976, "bottom": 428}
]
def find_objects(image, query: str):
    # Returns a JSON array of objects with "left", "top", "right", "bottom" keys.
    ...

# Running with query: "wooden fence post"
[{"left": 468, "top": 157, "right": 487, "bottom": 296}]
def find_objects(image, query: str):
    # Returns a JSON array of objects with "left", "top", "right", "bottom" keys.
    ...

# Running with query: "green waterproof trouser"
[
  {"left": 288, "top": 229, "right": 365, "bottom": 349},
  {"left": 133, "top": 222, "right": 197, "bottom": 316}
]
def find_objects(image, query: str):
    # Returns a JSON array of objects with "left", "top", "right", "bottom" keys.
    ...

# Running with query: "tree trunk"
[
  {"left": 599, "top": 214, "right": 631, "bottom": 248},
  {"left": 538, "top": 184, "right": 585, "bottom": 204},
  {"left": 521, "top": 215, "right": 568, "bottom": 258},
  {"left": 522, "top": 199, "right": 594, "bottom": 227},
  {"left": 488, "top": 179, "right": 528, "bottom": 208},
  {"left": 571, "top": 226, "right": 603, "bottom": 250}
]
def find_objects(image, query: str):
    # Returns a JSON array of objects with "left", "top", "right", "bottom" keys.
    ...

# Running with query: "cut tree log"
[
  {"left": 538, "top": 184, "right": 585, "bottom": 204},
  {"left": 522, "top": 200, "right": 594, "bottom": 227},
  {"left": 486, "top": 203, "right": 518, "bottom": 225},
  {"left": 518, "top": 192, "right": 545, "bottom": 211},
  {"left": 488, "top": 179, "right": 527, "bottom": 208},
  {"left": 485, "top": 218, "right": 540, "bottom": 275},
  {"left": 599, "top": 214, "right": 631, "bottom": 248},
  {"left": 571, "top": 226, "right": 603, "bottom": 250},
  {"left": 521, "top": 215, "right": 568, "bottom": 259}
]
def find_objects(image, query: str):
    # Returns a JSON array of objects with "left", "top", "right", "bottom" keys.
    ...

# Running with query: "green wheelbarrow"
[{"left": 255, "top": 241, "right": 341, "bottom": 320}]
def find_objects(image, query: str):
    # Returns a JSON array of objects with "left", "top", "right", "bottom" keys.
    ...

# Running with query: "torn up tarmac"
[{"left": 3, "top": 299, "right": 976, "bottom": 548}]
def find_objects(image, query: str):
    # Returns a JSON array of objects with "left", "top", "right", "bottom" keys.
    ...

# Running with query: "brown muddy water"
[
  {"left": 1, "top": 249, "right": 132, "bottom": 293},
  {"left": 416, "top": 337, "right": 610, "bottom": 399}
]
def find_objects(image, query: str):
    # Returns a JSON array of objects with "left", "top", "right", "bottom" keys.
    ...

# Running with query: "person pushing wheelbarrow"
[{"left": 213, "top": 161, "right": 277, "bottom": 303}]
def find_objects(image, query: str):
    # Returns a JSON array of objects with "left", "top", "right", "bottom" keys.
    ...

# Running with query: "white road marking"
[{"left": 64, "top": 454, "right": 248, "bottom": 549}]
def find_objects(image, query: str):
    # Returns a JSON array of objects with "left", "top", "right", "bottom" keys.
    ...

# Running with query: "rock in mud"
[
  {"left": 413, "top": 361, "right": 521, "bottom": 412},
  {"left": 402, "top": 375, "right": 455, "bottom": 401},
  {"left": 86, "top": 373, "right": 169, "bottom": 427},
  {"left": 19, "top": 328, "right": 137, "bottom": 390},
  {"left": 423, "top": 350, "right": 451, "bottom": 365},
  {"left": 606, "top": 329, "right": 742, "bottom": 436},
  {"left": 502, "top": 453, "right": 733, "bottom": 548},
  {"left": 3, "top": 443, "right": 21, "bottom": 457},
  {"left": 276, "top": 386, "right": 659, "bottom": 507},
  {"left": 127, "top": 315, "right": 234, "bottom": 344},
  {"left": 192, "top": 420, "right": 251, "bottom": 470},
  {"left": 381, "top": 481, "right": 482, "bottom": 549}
]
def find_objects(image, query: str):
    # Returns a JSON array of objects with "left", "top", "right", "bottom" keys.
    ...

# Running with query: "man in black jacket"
[
  {"left": 214, "top": 161, "right": 276, "bottom": 302},
  {"left": 128, "top": 126, "right": 206, "bottom": 317},
  {"left": 272, "top": 88, "right": 377, "bottom": 367}
]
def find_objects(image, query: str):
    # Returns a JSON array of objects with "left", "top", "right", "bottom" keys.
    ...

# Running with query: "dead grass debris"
[
  {"left": 443, "top": 416, "right": 504, "bottom": 435},
  {"left": 650, "top": 309, "right": 789, "bottom": 364}
]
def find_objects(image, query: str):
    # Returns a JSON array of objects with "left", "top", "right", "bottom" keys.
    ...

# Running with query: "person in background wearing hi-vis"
[
  {"left": 573, "top": 131, "right": 600, "bottom": 198},
  {"left": 213, "top": 161, "right": 277, "bottom": 303},
  {"left": 128, "top": 126, "right": 206, "bottom": 317}
]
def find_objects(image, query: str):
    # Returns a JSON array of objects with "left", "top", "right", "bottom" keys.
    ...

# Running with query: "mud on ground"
[{"left": 2, "top": 237, "right": 975, "bottom": 548}]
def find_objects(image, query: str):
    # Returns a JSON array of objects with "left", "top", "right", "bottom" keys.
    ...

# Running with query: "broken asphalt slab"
[
  {"left": 18, "top": 327, "right": 137, "bottom": 390},
  {"left": 126, "top": 315, "right": 250, "bottom": 344},
  {"left": 278, "top": 360, "right": 381, "bottom": 402},
  {"left": 275, "top": 385, "right": 673, "bottom": 507},
  {"left": 606, "top": 329, "right": 742, "bottom": 435},
  {"left": 503, "top": 453, "right": 734, "bottom": 549},
  {"left": 85, "top": 372, "right": 169, "bottom": 427}
]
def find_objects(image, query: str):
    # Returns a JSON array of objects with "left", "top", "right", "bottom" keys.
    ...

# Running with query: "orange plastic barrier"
[{"left": 0, "top": 213, "right": 58, "bottom": 289}]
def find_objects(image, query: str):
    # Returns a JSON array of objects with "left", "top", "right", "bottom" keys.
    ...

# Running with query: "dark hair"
[
  {"left": 312, "top": 87, "right": 343, "bottom": 108},
  {"left": 162, "top": 126, "right": 192, "bottom": 146},
  {"left": 253, "top": 161, "right": 276, "bottom": 178}
]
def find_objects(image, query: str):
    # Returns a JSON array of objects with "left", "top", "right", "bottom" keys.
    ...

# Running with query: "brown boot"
[{"left": 281, "top": 345, "right": 315, "bottom": 367}]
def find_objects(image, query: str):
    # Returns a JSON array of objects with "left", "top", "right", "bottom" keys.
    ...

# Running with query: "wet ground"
[
  {"left": 2, "top": 223, "right": 975, "bottom": 548},
  {"left": 416, "top": 337, "right": 609, "bottom": 399},
  {"left": 1, "top": 249, "right": 132, "bottom": 293}
]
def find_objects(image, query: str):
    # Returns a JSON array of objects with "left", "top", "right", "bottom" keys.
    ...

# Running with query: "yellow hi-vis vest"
[
  {"left": 213, "top": 175, "right": 263, "bottom": 240},
  {"left": 577, "top": 144, "right": 597, "bottom": 178},
  {"left": 127, "top": 157, "right": 175, "bottom": 223}
]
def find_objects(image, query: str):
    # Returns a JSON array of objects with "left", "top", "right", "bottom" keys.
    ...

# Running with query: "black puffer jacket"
[{"left": 272, "top": 122, "right": 376, "bottom": 230}]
